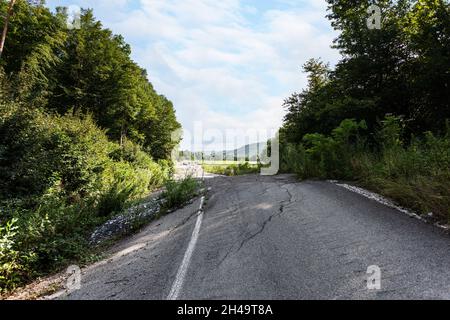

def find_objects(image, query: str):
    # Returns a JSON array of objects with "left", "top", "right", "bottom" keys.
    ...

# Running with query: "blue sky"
[{"left": 47, "top": 0, "right": 341, "bottom": 151}]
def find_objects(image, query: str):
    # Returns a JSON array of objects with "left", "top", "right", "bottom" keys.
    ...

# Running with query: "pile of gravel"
[
  {"left": 90, "top": 185, "right": 206, "bottom": 245},
  {"left": 89, "top": 197, "right": 167, "bottom": 245}
]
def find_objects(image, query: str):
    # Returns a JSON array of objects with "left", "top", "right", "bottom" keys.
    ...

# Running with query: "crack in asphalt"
[
  {"left": 234, "top": 210, "right": 278, "bottom": 253},
  {"left": 170, "top": 207, "right": 201, "bottom": 234},
  {"left": 168, "top": 192, "right": 209, "bottom": 235},
  {"left": 215, "top": 180, "right": 245, "bottom": 267},
  {"left": 217, "top": 182, "right": 298, "bottom": 267}
]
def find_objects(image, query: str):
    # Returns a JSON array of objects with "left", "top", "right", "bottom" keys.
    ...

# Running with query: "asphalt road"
[{"left": 58, "top": 174, "right": 450, "bottom": 300}]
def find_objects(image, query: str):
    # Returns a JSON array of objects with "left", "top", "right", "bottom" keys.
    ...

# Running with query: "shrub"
[
  {"left": 15, "top": 196, "right": 94, "bottom": 274},
  {"left": 0, "top": 104, "right": 172, "bottom": 293},
  {"left": 0, "top": 218, "right": 32, "bottom": 293},
  {"left": 280, "top": 143, "right": 307, "bottom": 175},
  {"left": 281, "top": 116, "right": 450, "bottom": 222},
  {"left": 162, "top": 177, "right": 200, "bottom": 210},
  {"left": 0, "top": 104, "right": 115, "bottom": 201},
  {"left": 284, "top": 119, "right": 367, "bottom": 179},
  {"left": 109, "top": 139, "right": 169, "bottom": 191},
  {"left": 97, "top": 161, "right": 150, "bottom": 216}
]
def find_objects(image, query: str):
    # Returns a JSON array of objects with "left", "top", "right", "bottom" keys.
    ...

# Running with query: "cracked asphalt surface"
[{"left": 59, "top": 174, "right": 450, "bottom": 300}]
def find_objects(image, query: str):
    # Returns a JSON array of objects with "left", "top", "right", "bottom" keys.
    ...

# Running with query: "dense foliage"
[
  {"left": 0, "top": 0, "right": 180, "bottom": 293},
  {"left": 282, "top": 0, "right": 449, "bottom": 141},
  {"left": 281, "top": 1, "right": 449, "bottom": 221},
  {"left": 0, "top": 1, "right": 180, "bottom": 159}
]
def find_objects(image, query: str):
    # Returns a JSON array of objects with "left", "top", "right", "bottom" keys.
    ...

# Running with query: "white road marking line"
[
  {"left": 330, "top": 181, "right": 450, "bottom": 231},
  {"left": 332, "top": 182, "right": 425, "bottom": 220},
  {"left": 167, "top": 196, "right": 205, "bottom": 300}
]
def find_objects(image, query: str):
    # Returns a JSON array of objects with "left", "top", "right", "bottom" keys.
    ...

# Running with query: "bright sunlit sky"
[{"left": 47, "top": 0, "right": 341, "bottom": 151}]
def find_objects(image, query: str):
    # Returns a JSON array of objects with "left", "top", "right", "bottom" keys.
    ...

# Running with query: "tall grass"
[
  {"left": 281, "top": 117, "right": 450, "bottom": 223},
  {"left": 162, "top": 176, "right": 200, "bottom": 210}
]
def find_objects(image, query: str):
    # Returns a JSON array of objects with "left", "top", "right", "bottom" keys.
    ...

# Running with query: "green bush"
[
  {"left": 0, "top": 103, "right": 115, "bottom": 201},
  {"left": 281, "top": 116, "right": 450, "bottom": 222},
  {"left": 98, "top": 161, "right": 150, "bottom": 216},
  {"left": 96, "top": 183, "right": 135, "bottom": 218},
  {"left": 282, "top": 119, "right": 366, "bottom": 179},
  {"left": 14, "top": 196, "right": 95, "bottom": 274},
  {"left": 108, "top": 139, "right": 169, "bottom": 192},
  {"left": 162, "top": 177, "right": 200, "bottom": 210},
  {"left": 0, "top": 104, "right": 171, "bottom": 293},
  {"left": 355, "top": 122, "right": 450, "bottom": 222},
  {"left": 0, "top": 218, "right": 32, "bottom": 293}
]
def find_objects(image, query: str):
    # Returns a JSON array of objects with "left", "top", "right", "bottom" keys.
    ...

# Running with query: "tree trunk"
[{"left": 0, "top": 0, "right": 17, "bottom": 59}]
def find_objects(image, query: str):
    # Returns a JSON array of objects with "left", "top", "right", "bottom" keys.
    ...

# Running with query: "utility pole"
[{"left": 0, "top": 0, "right": 17, "bottom": 59}]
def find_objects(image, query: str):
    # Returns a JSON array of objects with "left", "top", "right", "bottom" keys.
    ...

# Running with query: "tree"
[
  {"left": 0, "top": 1, "right": 66, "bottom": 110},
  {"left": 282, "top": 58, "right": 333, "bottom": 143},
  {"left": 141, "top": 95, "right": 181, "bottom": 161},
  {"left": 46, "top": 9, "right": 180, "bottom": 158},
  {"left": 325, "top": 0, "right": 449, "bottom": 134},
  {"left": 401, "top": 0, "right": 450, "bottom": 132},
  {"left": 0, "top": 0, "right": 17, "bottom": 58},
  {"left": 0, "top": 2, "right": 181, "bottom": 163},
  {"left": 282, "top": 0, "right": 449, "bottom": 148}
]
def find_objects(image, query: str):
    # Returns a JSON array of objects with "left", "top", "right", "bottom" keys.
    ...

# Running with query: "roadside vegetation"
[
  {"left": 89, "top": 175, "right": 202, "bottom": 247},
  {"left": 281, "top": 117, "right": 450, "bottom": 222},
  {"left": 202, "top": 162, "right": 260, "bottom": 176},
  {"left": 161, "top": 176, "right": 201, "bottom": 211},
  {"left": 0, "top": 2, "right": 182, "bottom": 294},
  {"left": 280, "top": 1, "right": 450, "bottom": 223}
]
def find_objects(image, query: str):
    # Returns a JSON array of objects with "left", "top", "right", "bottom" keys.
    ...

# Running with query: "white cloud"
[{"left": 50, "top": 0, "right": 341, "bottom": 150}]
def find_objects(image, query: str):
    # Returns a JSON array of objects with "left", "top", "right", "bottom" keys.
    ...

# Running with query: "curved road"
[{"left": 58, "top": 175, "right": 450, "bottom": 300}]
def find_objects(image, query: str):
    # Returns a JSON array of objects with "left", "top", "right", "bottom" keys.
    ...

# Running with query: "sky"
[{"left": 47, "top": 0, "right": 341, "bottom": 151}]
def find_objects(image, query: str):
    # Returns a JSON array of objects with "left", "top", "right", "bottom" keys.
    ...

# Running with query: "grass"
[
  {"left": 354, "top": 147, "right": 450, "bottom": 224},
  {"left": 201, "top": 160, "right": 258, "bottom": 165},
  {"left": 281, "top": 117, "right": 450, "bottom": 224},
  {"left": 161, "top": 176, "right": 201, "bottom": 211},
  {"left": 202, "top": 162, "right": 260, "bottom": 176}
]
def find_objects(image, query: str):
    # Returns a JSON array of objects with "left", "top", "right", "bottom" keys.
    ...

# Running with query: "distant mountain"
[
  {"left": 178, "top": 142, "right": 269, "bottom": 161},
  {"left": 224, "top": 142, "right": 267, "bottom": 161},
  {"left": 197, "top": 142, "right": 267, "bottom": 161}
]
